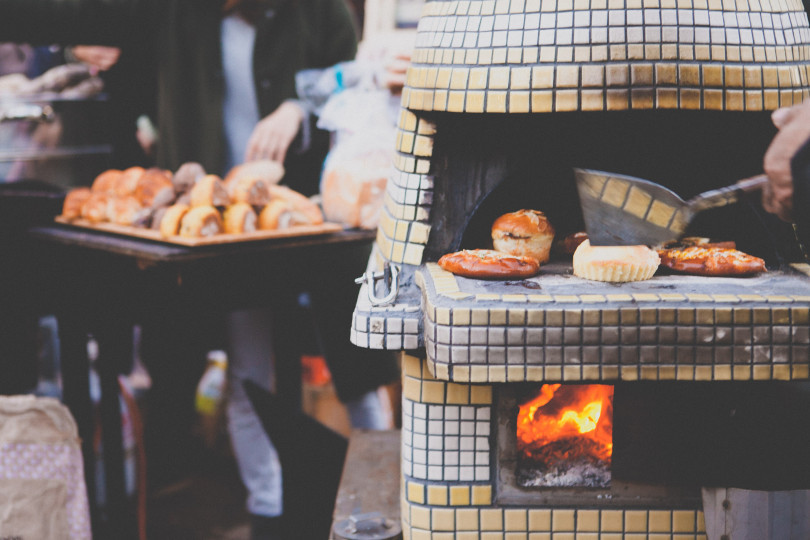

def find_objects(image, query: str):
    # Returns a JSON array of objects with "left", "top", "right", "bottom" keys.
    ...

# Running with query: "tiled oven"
[{"left": 350, "top": 0, "right": 810, "bottom": 537}]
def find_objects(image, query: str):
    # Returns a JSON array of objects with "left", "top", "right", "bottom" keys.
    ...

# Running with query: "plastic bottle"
[{"left": 195, "top": 350, "right": 228, "bottom": 448}]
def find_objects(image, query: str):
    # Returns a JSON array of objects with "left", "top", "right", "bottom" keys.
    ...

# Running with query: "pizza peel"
[{"left": 573, "top": 168, "right": 768, "bottom": 246}]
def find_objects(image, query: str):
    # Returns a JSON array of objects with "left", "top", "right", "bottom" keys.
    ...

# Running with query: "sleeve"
[
  {"left": 790, "top": 135, "right": 810, "bottom": 248},
  {"left": 316, "top": 0, "right": 359, "bottom": 67}
]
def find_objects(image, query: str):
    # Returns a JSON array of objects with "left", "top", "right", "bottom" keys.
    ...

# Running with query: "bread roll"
[
  {"left": 81, "top": 192, "right": 110, "bottom": 223},
  {"left": 224, "top": 159, "right": 284, "bottom": 186},
  {"left": 180, "top": 206, "right": 223, "bottom": 237},
  {"left": 109, "top": 195, "right": 149, "bottom": 226},
  {"left": 491, "top": 209, "right": 555, "bottom": 264},
  {"left": 267, "top": 185, "right": 323, "bottom": 225},
  {"left": 61, "top": 187, "right": 92, "bottom": 220},
  {"left": 189, "top": 175, "right": 230, "bottom": 207},
  {"left": 172, "top": 162, "right": 206, "bottom": 194},
  {"left": 228, "top": 176, "right": 270, "bottom": 206},
  {"left": 135, "top": 168, "right": 175, "bottom": 208},
  {"left": 114, "top": 166, "right": 146, "bottom": 197},
  {"left": 320, "top": 167, "right": 387, "bottom": 229},
  {"left": 159, "top": 204, "right": 190, "bottom": 237},
  {"left": 91, "top": 169, "right": 122, "bottom": 194},
  {"left": 223, "top": 202, "right": 258, "bottom": 234},
  {"left": 572, "top": 240, "right": 660, "bottom": 282}
]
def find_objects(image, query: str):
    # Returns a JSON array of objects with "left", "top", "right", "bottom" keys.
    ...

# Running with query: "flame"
[{"left": 517, "top": 384, "right": 614, "bottom": 463}]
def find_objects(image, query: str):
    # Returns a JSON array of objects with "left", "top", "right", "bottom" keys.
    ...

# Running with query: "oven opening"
[{"left": 516, "top": 384, "right": 614, "bottom": 489}]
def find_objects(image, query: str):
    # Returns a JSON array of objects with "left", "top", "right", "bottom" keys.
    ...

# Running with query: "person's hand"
[
  {"left": 70, "top": 46, "right": 122, "bottom": 72},
  {"left": 245, "top": 101, "right": 304, "bottom": 163},
  {"left": 762, "top": 100, "right": 810, "bottom": 222},
  {"left": 382, "top": 52, "right": 411, "bottom": 96}
]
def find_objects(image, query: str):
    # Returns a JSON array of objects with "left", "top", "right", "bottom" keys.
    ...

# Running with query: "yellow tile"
[
  {"left": 428, "top": 485, "right": 448, "bottom": 506},
  {"left": 656, "top": 64, "right": 677, "bottom": 85},
  {"left": 602, "top": 366, "right": 620, "bottom": 380},
  {"left": 557, "top": 66, "right": 580, "bottom": 88},
  {"left": 489, "top": 66, "right": 510, "bottom": 89},
  {"left": 512, "top": 67, "right": 531, "bottom": 90},
  {"left": 450, "top": 486, "right": 471, "bottom": 507},
  {"left": 745, "top": 66, "right": 763, "bottom": 88},
  {"left": 649, "top": 511, "right": 671, "bottom": 532},
  {"left": 606, "top": 89, "right": 629, "bottom": 110},
  {"left": 641, "top": 366, "right": 659, "bottom": 380},
  {"left": 532, "top": 66, "right": 555, "bottom": 89},
  {"left": 563, "top": 366, "right": 582, "bottom": 381},
  {"left": 695, "top": 366, "right": 712, "bottom": 381},
  {"left": 403, "top": 355, "right": 423, "bottom": 377},
  {"left": 552, "top": 510, "right": 575, "bottom": 531},
  {"left": 470, "top": 385, "right": 493, "bottom": 403},
  {"left": 774, "top": 364, "right": 791, "bottom": 380},
  {"left": 411, "top": 506, "right": 431, "bottom": 529},
  {"left": 581, "top": 90, "right": 604, "bottom": 111},
  {"left": 480, "top": 509, "right": 503, "bottom": 530},
  {"left": 505, "top": 509, "right": 528, "bottom": 531},
  {"left": 487, "top": 91, "right": 508, "bottom": 113},
  {"left": 466, "top": 91, "right": 486, "bottom": 113},
  {"left": 753, "top": 364, "right": 771, "bottom": 381},
  {"left": 625, "top": 511, "right": 647, "bottom": 532},
  {"left": 472, "top": 485, "right": 493, "bottom": 505},
  {"left": 433, "top": 508, "right": 455, "bottom": 530},
  {"left": 544, "top": 366, "right": 562, "bottom": 380},
  {"left": 447, "top": 91, "right": 466, "bottom": 113},
  {"left": 672, "top": 511, "right": 696, "bottom": 533},
  {"left": 681, "top": 88, "right": 701, "bottom": 109},
  {"left": 469, "top": 67, "right": 488, "bottom": 90},
  {"left": 531, "top": 91, "right": 553, "bottom": 112},
  {"left": 631, "top": 64, "right": 654, "bottom": 86},
  {"left": 510, "top": 91, "right": 531, "bottom": 113},
  {"left": 746, "top": 90, "right": 764, "bottom": 111},
  {"left": 582, "top": 365, "right": 600, "bottom": 381},
  {"left": 529, "top": 509, "right": 552, "bottom": 531},
  {"left": 403, "top": 377, "right": 421, "bottom": 401},
  {"left": 456, "top": 508, "right": 478, "bottom": 529},
  {"left": 793, "top": 364, "right": 810, "bottom": 380},
  {"left": 470, "top": 365, "right": 488, "bottom": 382},
  {"left": 679, "top": 65, "right": 700, "bottom": 86},
  {"left": 446, "top": 382, "right": 470, "bottom": 404},
  {"left": 408, "top": 481, "right": 425, "bottom": 504},
  {"left": 489, "top": 366, "right": 507, "bottom": 382},
  {"left": 421, "top": 380, "right": 444, "bottom": 403},
  {"left": 582, "top": 65, "right": 605, "bottom": 87},
  {"left": 607, "top": 64, "right": 629, "bottom": 86},
  {"left": 457, "top": 533, "right": 479, "bottom": 540},
  {"left": 601, "top": 510, "right": 623, "bottom": 532},
  {"left": 656, "top": 88, "right": 678, "bottom": 109},
  {"left": 602, "top": 178, "right": 630, "bottom": 207},
  {"left": 576, "top": 510, "right": 599, "bottom": 532},
  {"left": 726, "top": 89, "right": 745, "bottom": 111},
  {"left": 646, "top": 200, "right": 676, "bottom": 227}
]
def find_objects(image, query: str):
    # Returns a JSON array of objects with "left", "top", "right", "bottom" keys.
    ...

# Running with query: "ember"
[{"left": 516, "top": 384, "right": 614, "bottom": 488}]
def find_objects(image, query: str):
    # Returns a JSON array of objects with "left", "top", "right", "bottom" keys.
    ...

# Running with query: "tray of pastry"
[{"left": 56, "top": 160, "right": 346, "bottom": 246}]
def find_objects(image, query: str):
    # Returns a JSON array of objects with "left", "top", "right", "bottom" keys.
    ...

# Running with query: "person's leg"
[
  {"left": 224, "top": 308, "right": 284, "bottom": 539},
  {"left": 344, "top": 389, "right": 391, "bottom": 429}
]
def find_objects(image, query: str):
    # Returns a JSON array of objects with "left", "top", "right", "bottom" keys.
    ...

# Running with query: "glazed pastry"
[
  {"left": 108, "top": 195, "right": 148, "bottom": 226},
  {"left": 172, "top": 162, "right": 206, "bottom": 194},
  {"left": 228, "top": 176, "right": 270, "bottom": 206},
  {"left": 159, "top": 204, "right": 190, "bottom": 237},
  {"left": 114, "top": 166, "right": 146, "bottom": 197},
  {"left": 179, "top": 205, "right": 223, "bottom": 237},
  {"left": 135, "top": 168, "right": 175, "bottom": 208},
  {"left": 491, "top": 209, "right": 555, "bottom": 264},
  {"left": 91, "top": 169, "right": 122, "bottom": 193},
  {"left": 189, "top": 175, "right": 230, "bottom": 207},
  {"left": 438, "top": 249, "right": 541, "bottom": 279},
  {"left": 573, "top": 240, "right": 660, "bottom": 282},
  {"left": 223, "top": 202, "right": 258, "bottom": 234},
  {"left": 267, "top": 184, "right": 324, "bottom": 225},
  {"left": 657, "top": 246, "right": 765, "bottom": 276},
  {"left": 554, "top": 231, "right": 589, "bottom": 255},
  {"left": 61, "top": 187, "right": 92, "bottom": 220},
  {"left": 80, "top": 192, "right": 110, "bottom": 223},
  {"left": 224, "top": 159, "right": 284, "bottom": 186}
]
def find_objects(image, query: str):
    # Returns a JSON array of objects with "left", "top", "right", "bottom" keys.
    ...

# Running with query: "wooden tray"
[{"left": 54, "top": 216, "right": 345, "bottom": 246}]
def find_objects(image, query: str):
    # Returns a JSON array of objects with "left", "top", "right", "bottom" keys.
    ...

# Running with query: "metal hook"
[{"left": 354, "top": 262, "right": 400, "bottom": 306}]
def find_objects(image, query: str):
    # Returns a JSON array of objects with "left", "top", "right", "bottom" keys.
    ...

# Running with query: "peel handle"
[{"left": 687, "top": 174, "right": 768, "bottom": 213}]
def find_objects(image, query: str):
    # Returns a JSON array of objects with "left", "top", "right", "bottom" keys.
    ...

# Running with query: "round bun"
[
  {"left": 115, "top": 166, "right": 146, "bottom": 197},
  {"left": 159, "top": 204, "right": 190, "bottom": 237},
  {"left": 572, "top": 240, "right": 660, "bottom": 282},
  {"left": 224, "top": 159, "right": 284, "bottom": 186},
  {"left": 657, "top": 246, "right": 765, "bottom": 276},
  {"left": 172, "top": 162, "right": 206, "bottom": 194},
  {"left": 229, "top": 176, "right": 270, "bottom": 206},
  {"left": 180, "top": 205, "right": 223, "bottom": 237},
  {"left": 223, "top": 202, "right": 258, "bottom": 234},
  {"left": 61, "top": 187, "right": 92, "bottom": 220},
  {"left": 91, "top": 169, "right": 123, "bottom": 194},
  {"left": 190, "top": 175, "right": 230, "bottom": 207},
  {"left": 491, "top": 209, "right": 555, "bottom": 264},
  {"left": 438, "top": 249, "right": 541, "bottom": 279}
]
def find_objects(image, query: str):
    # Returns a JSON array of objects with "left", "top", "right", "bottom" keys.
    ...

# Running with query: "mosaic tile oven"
[{"left": 350, "top": 0, "right": 810, "bottom": 537}]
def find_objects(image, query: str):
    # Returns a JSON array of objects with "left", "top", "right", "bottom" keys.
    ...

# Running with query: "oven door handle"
[
  {"left": 354, "top": 262, "right": 400, "bottom": 306},
  {"left": 0, "top": 104, "right": 56, "bottom": 123}
]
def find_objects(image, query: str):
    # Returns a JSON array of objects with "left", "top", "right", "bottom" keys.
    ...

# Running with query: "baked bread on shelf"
[
  {"left": 228, "top": 176, "right": 270, "bottom": 206},
  {"left": 189, "top": 175, "right": 230, "bottom": 208},
  {"left": 491, "top": 209, "right": 555, "bottom": 264},
  {"left": 134, "top": 168, "right": 174, "bottom": 208},
  {"left": 61, "top": 187, "right": 92, "bottom": 220},
  {"left": 573, "top": 240, "right": 660, "bottom": 282},
  {"left": 438, "top": 249, "right": 541, "bottom": 279},
  {"left": 223, "top": 202, "right": 258, "bottom": 234},
  {"left": 159, "top": 204, "right": 191, "bottom": 237}
]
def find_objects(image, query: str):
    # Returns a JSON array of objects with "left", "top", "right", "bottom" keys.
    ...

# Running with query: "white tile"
[
  {"left": 592, "top": 10, "right": 607, "bottom": 26},
  {"left": 644, "top": 27, "right": 661, "bottom": 42},
  {"left": 414, "top": 403, "right": 427, "bottom": 419},
  {"left": 429, "top": 420, "right": 444, "bottom": 435},
  {"left": 428, "top": 450, "right": 443, "bottom": 464},
  {"left": 444, "top": 451, "right": 459, "bottom": 465},
  {"left": 446, "top": 406, "right": 459, "bottom": 420},
  {"left": 591, "top": 27, "right": 607, "bottom": 43},
  {"left": 557, "top": 11, "right": 573, "bottom": 27},
  {"left": 445, "top": 421, "right": 459, "bottom": 435},
  {"left": 678, "top": 27, "right": 694, "bottom": 42},
  {"left": 477, "top": 437, "right": 491, "bottom": 451},
  {"left": 460, "top": 451, "right": 475, "bottom": 465},
  {"left": 726, "top": 28, "right": 740, "bottom": 45},
  {"left": 694, "top": 10, "right": 709, "bottom": 25},
  {"left": 480, "top": 15, "right": 495, "bottom": 32},
  {"left": 475, "top": 467, "right": 490, "bottom": 481},
  {"left": 413, "top": 433, "right": 427, "bottom": 449},
  {"left": 627, "top": 9, "right": 643, "bottom": 25},
  {"left": 460, "top": 437, "right": 476, "bottom": 451},
  {"left": 661, "top": 26, "right": 677, "bottom": 42},
  {"left": 477, "top": 408, "right": 490, "bottom": 421},
  {"left": 492, "top": 30, "right": 508, "bottom": 46},
  {"left": 509, "top": 13, "right": 525, "bottom": 29},
  {"left": 404, "top": 335, "right": 419, "bottom": 349},
  {"left": 539, "top": 29, "right": 555, "bottom": 45},
  {"left": 643, "top": 8, "right": 660, "bottom": 25},
  {"left": 413, "top": 464, "right": 427, "bottom": 478},
  {"left": 413, "top": 449, "right": 427, "bottom": 464},
  {"left": 608, "top": 27, "right": 625, "bottom": 43},
  {"left": 463, "top": 32, "right": 479, "bottom": 48},
  {"left": 444, "top": 466, "right": 459, "bottom": 481},
  {"left": 444, "top": 436, "right": 459, "bottom": 450},
  {"left": 386, "top": 335, "right": 402, "bottom": 350},
  {"left": 479, "top": 31, "right": 493, "bottom": 47},
  {"left": 460, "top": 467, "right": 475, "bottom": 481},
  {"left": 403, "top": 461, "right": 412, "bottom": 475},
  {"left": 428, "top": 466, "right": 443, "bottom": 480},
  {"left": 429, "top": 405, "right": 444, "bottom": 419},
  {"left": 695, "top": 27, "right": 710, "bottom": 43},
  {"left": 574, "top": 10, "right": 590, "bottom": 26},
  {"left": 461, "top": 422, "right": 475, "bottom": 436},
  {"left": 451, "top": 32, "right": 465, "bottom": 48},
  {"left": 627, "top": 27, "right": 644, "bottom": 43},
  {"left": 477, "top": 422, "right": 491, "bottom": 437},
  {"left": 539, "top": 13, "right": 556, "bottom": 29},
  {"left": 608, "top": 10, "right": 625, "bottom": 26},
  {"left": 723, "top": 12, "right": 738, "bottom": 28},
  {"left": 523, "top": 29, "right": 539, "bottom": 45},
  {"left": 428, "top": 435, "right": 444, "bottom": 450},
  {"left": 414, "top": 418, "right": 427, "bottom": 434},
  {"left": 461, "top": 407, "right": 476, "bottom": 420},
  {"left": 525, "top": 13, "right": 540, "bottom": 28},
  {"left": 494, "top": 13, "right": 509, "bottom": 30},
  {"left": 574, "top": 28, "right": 590, "bottom": 44},
  {"left": 475, "top": 452, "right": 489, "bottom": 466},
  {"left": 508, "top": 30, "right": 523, "bottom": 46},
  {"left": 467, "top": 16, "right": 482, "bottom": 31}
]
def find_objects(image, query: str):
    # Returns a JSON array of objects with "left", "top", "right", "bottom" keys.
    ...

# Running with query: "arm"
[{"left": 762, "top": 100, "right": 810, "bottom": 222}]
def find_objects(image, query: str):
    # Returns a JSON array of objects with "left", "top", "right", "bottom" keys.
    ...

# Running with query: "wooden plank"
[
  {"left": 702, "top": 487, "right": 810, "bottom": 540},
  {"left": 332, "top": 430, "right": 400, "bottom": 538},
  {"left": 54, "top": 216, "right": 344, "bottom": 246}
]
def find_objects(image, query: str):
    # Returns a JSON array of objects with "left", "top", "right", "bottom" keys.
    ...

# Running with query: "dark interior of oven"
[
  {"left": 423, "top": 110, "right": 804, "bottom": 267},
  {"left": 498, "top": 382, "right": 810, "bottom": 508}
]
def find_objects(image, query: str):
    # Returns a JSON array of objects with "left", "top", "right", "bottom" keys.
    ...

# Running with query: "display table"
[
  {"left": 25, "top": 223, "right": 376, "bottom": 539},
  {"left": 331, "top": 429, "right": 401, "bottom": 539}
]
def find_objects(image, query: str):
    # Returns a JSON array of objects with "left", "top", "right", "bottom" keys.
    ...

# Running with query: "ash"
[{"left": 517, "top": 459, "right": 611, "bottom": 488}]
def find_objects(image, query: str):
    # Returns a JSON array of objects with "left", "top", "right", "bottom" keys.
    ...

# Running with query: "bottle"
[{"left": 195, "top": 350, "right": 228, "bottom": 448}]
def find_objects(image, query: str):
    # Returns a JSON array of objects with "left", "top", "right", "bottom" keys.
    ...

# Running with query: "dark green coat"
[{"left": 0, "top": 0, "right": 359, "bottom": 193}]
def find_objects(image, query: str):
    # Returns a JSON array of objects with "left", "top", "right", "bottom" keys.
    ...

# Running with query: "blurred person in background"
[{"left": 0, "top": 1, "right": 397, "bottom": 538}]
